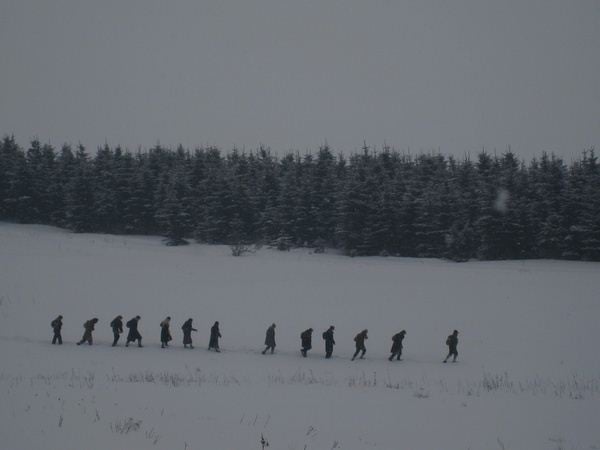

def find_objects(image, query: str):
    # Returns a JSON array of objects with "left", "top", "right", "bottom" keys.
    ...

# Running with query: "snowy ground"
[{"left": 0, "top": 223, "right": 599, "bottom": 450}]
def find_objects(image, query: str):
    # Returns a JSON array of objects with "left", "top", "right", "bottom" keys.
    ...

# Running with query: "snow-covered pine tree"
[
  {"left": 270, "top": 153, "right": 300, "bottom": 248},
  {"left": 49, "top": 144, "right": 77, "bottom": 227},
  {"left": 64, "top": 145, "right": 95, "bottom": 232},
  {"left": 308, "top": 145, "right": 338, "bottom": 246},
  {"left": 123, "top": 153, "right": 158, "bottom": 234},
  {"left": 92, "top": 144, "right": 119, "bottom": 232},
  {"left": 155, "top": 165, "right": 193, "bottom": 246},
  {"left": 412, "top": 154, "right": 452, "bottom": 258},
  {"left": 577, "top": 150, "right": 600, "bottom": 260},
  {"left": 0, "top": 135, "right": 24, "bottom": 220},
  {"left": 334, "top": 150, "right": 374, "bottom": 255},
  {"left": 445, "top": 157, "right": 478, "bottom": 261}
]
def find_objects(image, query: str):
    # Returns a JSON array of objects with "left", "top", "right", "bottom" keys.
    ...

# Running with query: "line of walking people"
[
  {"left": 51, "top": 315, "right": 460, "bottom": 363},
  {"left": 294, "top": 326, "right": 414, "bottom": 361},
  {"left": 52, "top": 315, "right": 222, "bottom": 352}
]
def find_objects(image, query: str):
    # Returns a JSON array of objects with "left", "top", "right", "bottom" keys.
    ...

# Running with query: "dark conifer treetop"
[{"left": 1, "top": 135, "right": 599, "bottom": 261}]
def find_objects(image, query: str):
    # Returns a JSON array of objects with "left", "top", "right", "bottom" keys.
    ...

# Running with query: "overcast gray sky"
[{"left": 1, "top": 0, "right": 598, "bottom": 160}]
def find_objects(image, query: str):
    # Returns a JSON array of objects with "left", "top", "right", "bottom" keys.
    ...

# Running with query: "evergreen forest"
[{"left": 1, "top": 135, "right": 599, "bottom": 261}]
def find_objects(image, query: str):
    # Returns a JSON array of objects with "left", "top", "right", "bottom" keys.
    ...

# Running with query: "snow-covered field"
[{"left": 1, "top": 223, "right": 599, "bottom": 450}]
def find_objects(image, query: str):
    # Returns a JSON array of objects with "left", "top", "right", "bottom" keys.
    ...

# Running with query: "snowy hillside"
[{"left": 1, "top": 223, "right": 599, "bottom": 450}]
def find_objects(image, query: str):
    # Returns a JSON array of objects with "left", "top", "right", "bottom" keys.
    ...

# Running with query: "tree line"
[{"left": 1, "top": 135, "right": 599, "bottom": 261}]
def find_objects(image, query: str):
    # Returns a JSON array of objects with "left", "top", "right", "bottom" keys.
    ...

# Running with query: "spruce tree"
[
  {"left": 155, "top": 165, "right": 193, "bottom": 245},
  {"left": 65, "top": 145, "right": 95, "bottom": 232},
  {"left": 0, "top": 136, "right": 23, "bottom": 220}
]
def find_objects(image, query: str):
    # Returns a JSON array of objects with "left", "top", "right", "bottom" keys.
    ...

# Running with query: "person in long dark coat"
[
  {"left": 181, "top": 318, "right": 197, "bottom": 349},
  {"left": 126, "top": 315, "right": 143, "bottom": 347},
  {"left": 209, "top": 321, "right": 221, "bottom": 352},
  {"left": 389, "top": 330, "right": 406, "bottom": 361},
  {"left": 160, "top": 317, "right": 172, "bottom": 348},
  {"left": 323, "top": 326, "right": 335, "bottom": 358},
  {"left": 77, "top": 318, "right": 99, "bottom": 345},
  {"left": 443, "top": 330, "right": 459, "bottom": 363},
  {"left": 110, "top": 315, "right": 123, "bottom": 347},
  {"left": 351, "top": 329, "right": 368, "bottom": 360},
  {"left": 300, "top": 328, "right": 313, "bottom": 357},
  {"left": 51, "top": 315, "right": 63, "bottom": 345},
  {"left": 262, "top": 323, "right": 276, "bottom": 354}
]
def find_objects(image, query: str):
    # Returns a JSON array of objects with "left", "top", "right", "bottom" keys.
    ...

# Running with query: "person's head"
[
  {"left": 215, "top": 321, "right": 219, "bottom": 325},
  {"left": 92, "top": 318, "right": 98, "bottom": 323},
  {"left": 166, "top": 316, "right": 171, "bottom": 321},
  {"left": 188, "top": 318, "right": 193, "bottom": 322},
  {"left": 272, "top": 323, "right": 276, "bottom": 328},
  {"left": 363, "top": 329, "right": 368, "bottom": 334},
  {"left": 308, "top": 328, "right": 313, "bottom": 332},
  {"left": 58, "top": 315, "right": 63, "bottom": 319},
  {"left": 135, "top": 315, "right": 141, "bottom": 320},
  {"left": 117, "top": 315, "right": 122, "bottom": 319},
  {"left": 330, "top": 325, "right": 335, "bottom": 330},
  {"left": 400, "top": 330, "right": 406, "bottom": 335},
  {"left": 453, "top": 330, "right": 459, "bottom": 335}
]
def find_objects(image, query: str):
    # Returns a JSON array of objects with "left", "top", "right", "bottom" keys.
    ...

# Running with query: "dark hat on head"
[{"left": 453, "top": 329, "right": 459, "bottom": 334}]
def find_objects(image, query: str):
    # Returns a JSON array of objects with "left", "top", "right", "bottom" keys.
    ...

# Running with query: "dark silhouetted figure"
[
  {"left": 77, "top": 318, "right": 98, "bottom": 345},
  {"left": 181, "top": 318, "right": 197, "bottom": 349},
  {"left": 51, "top": 315, "right": 63, "bottom": 345},
  {"left": 352, "top": 329, "right": 368, "bottom": 360},
  {"left": 443, "top": 330, "right": 459, "bottom": 363},
  {"left": 389, "top": 330, "right": 406, "bottom": 361},
  {"left": 160, "top": 317, "right": 172, "bottom": 348},
  {"left": 126, "top": 315, "right": 143, "bottom": 347},
  {"left": 110, "top": 315, "right": 123, "bottom": 347},
  {"left": 300, "top": 328, "right": 313, "bottom": 357},
  {"left": 262, "top": 323, "right": 276, "bottom": 354},
  {"left": 323, "top": 326, "right": 335, "bottom": 358},
  {"left": 209, "top": 321, "right": 221, "bottom": 352}
]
